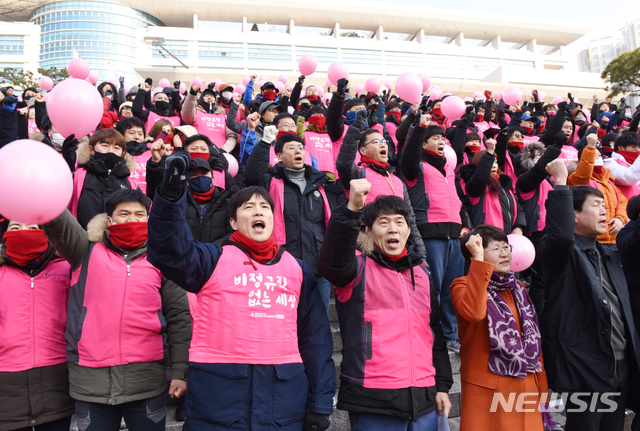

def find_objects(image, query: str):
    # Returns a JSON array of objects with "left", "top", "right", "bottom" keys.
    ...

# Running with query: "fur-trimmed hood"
[
  {"left": 86, "top": 213, "right": 109, "bottom": 244},
  {"left": 77, "top": 138, "right": 138, "bottom": 173},
  {"left": 357, "top": 231, "right": 375, "bottom": 257},
  {"left": 520, "top": 142, "right": 546, "bottom": 171}
]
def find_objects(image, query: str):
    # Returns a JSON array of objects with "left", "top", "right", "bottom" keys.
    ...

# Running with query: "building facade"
[{"left": 577, "top": 36, "right": 624, "bottom": 74}]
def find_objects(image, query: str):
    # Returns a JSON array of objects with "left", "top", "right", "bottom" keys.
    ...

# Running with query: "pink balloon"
[
  {"left": 38, "top": 76, "right": 54, "bottom": 91},
  {"left": 315, "top": 85, "right": 324, "bottom": 97},
  {"left": 507, "top": 234, "right": 536, "bottom": 272},
  {"left": 242, "top": 76, "right": 250, "bottom": 86},
  {"left": 48, "top": 78, "right": 103, "bottom": 139},
  {"left": 354, "top": 84, "right": 363, "bottom": 94},
  {"left": 232, "top": 92, "right": 239, "bottom": 99},
  {"left": 444, "top": 145, "right": 457, "bottom": 172},
  {"left": 191, "top": 77, "right": 203, "bottom": 89},
  {"left": 159, "top": 78, "right": 171, "bottom": 88},
  {"left": 538, "top": 90, "right": 546, "bottom": 100},
  {"left": 552, "top": 95, "right": 563, "bottom": 105},
  {"left": 278, "top": 74, "right": 287, "bottom": 84},
  {"left": 365, "top": 77, "right": 381, "bottom": 94},
  {"left": 503, "top": 86, "right": 523, "bottom": 106},
  {"left": 287, "top": 84, "right": 294, "bottom": 91},
  {"left": 443, "top": 92, "right": 452, "bottom": 97},
  {"left": 396, "top": 72, "right": 423, "bottom": 104},
  {"left": 441, "top": 96, "right": 466, "bottom": 120},
  {"left": 87, "top": 71, "right": 99, "bottom": 85},
  {"left": 224, "top": 153, "right": 238, "bottom": 177},
  {"left": 212, "top": 79, "right": 222, "bottom": 91},
  {"left": 258, "top": 80, "right": 266, "bottom": 89},
  {"left": 299, "top": 54, "right": 318, "bottom": 76},
  {"left": 259, "top": 75, "right": 267, "bottom": 83},
  {"left": 417, "top": 73, "right": 431, "bottom": 93},
  {"left": 428, "top": 87, "right": 443, "bottom": 101},
  {"left": 67, "top": 58, "right": 90, "bottom": 80},
  {"left": 327, "top": 62, "right": 349, "bottom": 86},
  {"left": 493, "top": 90, "right": 503, "bottom": 101},
  {"left": 275, "top": 81, "right": 285, "bottom": 92},
  {"left": 179, "top": 82, "right": 186, "bottom": 93},
  {"left": 109, "top": 79, "right": 119, "bottom": 89},
  {"left": 235, "top": 83, "right": 246, "bottom": 94},
  {"left": 325, "top": 78, "right": 332, "bottom": 88},
  {"left": 0, "top": 140, "right": 73, "bottom": 224},
  {"left": 384, "top": 80, "right": 393, "bottom": 91}
]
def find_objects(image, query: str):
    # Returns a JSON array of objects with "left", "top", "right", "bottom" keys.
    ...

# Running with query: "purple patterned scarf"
[{"left": 486, "top": 271, "right": 542, "bottom": 379}]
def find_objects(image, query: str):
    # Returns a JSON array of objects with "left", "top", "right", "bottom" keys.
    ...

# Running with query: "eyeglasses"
[
  {"left": 362, "top": 139, "right": 389, "bottom": 148},
  {"left": 278, "top": 124, "right": 297, "bottom": 131},
  {"left": 485, "top": 245, "right": 513, "bottom": 256},
  {"left": 285, "top": 144, "right": 305, "bottom": 152}
]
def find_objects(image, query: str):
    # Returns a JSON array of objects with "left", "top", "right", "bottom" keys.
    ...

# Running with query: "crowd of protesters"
[{"left": 1, "top": 70, "right": 640, "bottom": 431}]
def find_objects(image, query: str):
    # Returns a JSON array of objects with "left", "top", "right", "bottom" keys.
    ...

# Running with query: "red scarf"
[
  {"left": 361, "top": 155, "right": 388, "bottom": 169},
  {"left": 431, "top": 108, "right": 444, "bottom": 120},
  {"left": 2, "top": 230, "right": 49, "bottom": 267},
  {"left": 593, "top": 166, "right": 604, "bottom": 176},
  {"left": 107, "top": 222, "right": 148, "bottom": 250},
  {"left": 276, "top": 130, "right": 296, "bottom": 140},
  {"left": 597, "top": 128, "right": 606, "bottom": 139},
  {"left": 521, "top": 126, "right": 534, "bottom": 136},
  {"left": 476, "top": 114, "right": 484, "bottom": 122},
  {"left": 190, "top": 152, "right": 209, "bottom": 160},
  {"left": 466, "top": 145, "right": 481, "bottom": 155},
  {"left": 375, "top": 245, "right": 408, "bottom": 262},
  {"left": 509, "top": 141, "right": 524, "bottom": 151},
  {"left": 230, "top": 230, "right": 279, "bottom": 263},
  {"left": 387, "top": 111, "right": 401, "bottom": 123},
  {"left": 424, "top": 149, "right": 445, "bottom": 158},
  {"left": 263, "top": 90, "right": 276, "bottom": 101},
  {"left": 618, "top": 150, "right": 640, "bottom": 165},
  {"left": 308, "top": 116, "right": 326, "bottom": 131},
  {"left": 307, "top": 94, "right": 319, "bottom": 103},
  {"left": 192, "top": 187, "right": 214, "bottom": 204}
]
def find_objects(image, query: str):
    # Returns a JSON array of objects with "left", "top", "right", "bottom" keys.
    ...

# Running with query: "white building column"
[
  {"left": 333, "top": 22, "right": 340, "bottom": 38},
  {"left": 526, "top": 39, "right": 537, "bottom": 53},
  {"left": 455, "top": 32, "right": 464, "bottom": 47},
  {"left": 491, "top": 35, "right": 501, "bottom": 50},
  {"left": 415, "top": 29, "right": 424, "bottom": 44},
  {"left": 193, "top": 13, "right": 198, "bottom": 29},
  {"left": 242, "top": 16, "right": 248, "bottom": 33},
  {"left": 375, "top": 25, "right": 383, "bottom": 41}
]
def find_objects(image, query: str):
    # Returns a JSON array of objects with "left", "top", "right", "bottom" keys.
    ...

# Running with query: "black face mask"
[
  {"left": 94, "top": 151, "right": 124, "bottom": 169},
  {"left": 155, "top": 100, "right": 171, "bottom": 113},
  {"left": 23, "top": 95, "right": 33, "bottom": 101},
  {"left": 104, "top": 89, "right": 114, "bottom": 96}
]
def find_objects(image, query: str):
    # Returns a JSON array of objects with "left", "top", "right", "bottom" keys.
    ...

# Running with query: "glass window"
[
  {"left": 341, "top": 49, "right": 381, "bottom": 67},
  {"left": 295, "top": 46, "right": 338, "bottom": 66},
  {"left": 385, "top": 51, "right": 422, "bottom": 69},
  {"left": 248, "top": 44, "right": 292, "bottom": 63},
  {"left": 0, "top": 35, "right": 25, "bottom": 55},
  {"left": 152, "top": 40, "right": 189, "bottom": 60},
  {"left": 198, "top": 41, "right": 243, "bottom": 62}
]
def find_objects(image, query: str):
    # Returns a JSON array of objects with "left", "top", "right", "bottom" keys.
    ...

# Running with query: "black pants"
[
  {"left": 11, "top": 416, "right": 72, "bottom": 431},
  {"left": 564, "top": 357, "right": 629, "bottom": 431},
  {"left": 75, "top": 393, "right": 166, "bottom": 431}
]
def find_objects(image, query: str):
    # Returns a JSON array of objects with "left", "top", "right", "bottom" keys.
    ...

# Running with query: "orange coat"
[
  {"left": 568, "top": 145, "right": 628, "bottom": 244},
  {"left": 450, "top": 260, "right": 548, "bottom": 431}
]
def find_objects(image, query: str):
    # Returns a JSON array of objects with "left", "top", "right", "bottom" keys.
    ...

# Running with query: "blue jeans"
[
  {"left": 424, "top": 238, "right": 464, "bottom": 341},
  {"left": 316, "top": 276, "right": 331, "bottom": 312},
  {"left": 349, "top": 410, "right": 437, "bottom": 431},
  {"left": 12, "top": 416, "right": 72, "bottom": 431},
  {"left": 75, "top": 393, "right": 166, "bottom": 431}
]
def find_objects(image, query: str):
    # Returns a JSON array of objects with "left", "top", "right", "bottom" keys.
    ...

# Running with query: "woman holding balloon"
[
  {"left": 0, "top": 219, "right": 75, "bottom": 431},
  {"left": 451, "top": 225, "right": 547, "bottom": 431}
]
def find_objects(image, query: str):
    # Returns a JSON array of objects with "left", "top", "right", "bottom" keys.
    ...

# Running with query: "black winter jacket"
[
  {"left": 244, "top": 140, "right": 332, "bottom": 276},
  {"left": 541, "top": 187, "right": 640, "bottom": 409}
]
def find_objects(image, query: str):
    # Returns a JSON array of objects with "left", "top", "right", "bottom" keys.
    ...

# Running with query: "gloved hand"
[
  {"left": 263, "top": 125, "right": 278, "bottom": 144},
  {"left": 209, "top": 146, "right": 229, "bottom": 172},
  {"left": 160, "top": 151, "right": 194, "bottom": 200},
  {"left": 552, "top": 131, "right": 569, "bottom": 148},
  {"left": 118, "top": 76, "right": 125, "bottom": 87},
  {"left": 298, "top": 75, "right": 305, "bottom": 85},
  {"left": 353, "top": 108, "right": 368, "bottom": 130},
  {"left": 190, "top": 85, "right": 199, "bottom": 96},
  {"left": 531, "top": 89, "right": 539, "bottom": 102},
  {"left": 208, "top": 82, "right": 215, "bottom": 90},
  {"left": 336, "top": 78, "right": 348, "bottom": 96},
  {"left": 484, "top": 90, "right": 492, "bottom": 101},
  {"left": 303, "top": 413, "right": 331, "bottom": 431},
  {"left": 145, "top": 78, "right": 153, "bottom": 87},
  {"left": 174, "top": 80, "right": 181, "bottom": 90},
  {"left": 61, "top": 134, "right": 79, "bottom": 171},
  {"left": 368, "top": 109, "right": 379, "bottom": 126},
  {"left": 567, "top": 93, "right": 574, "bottom": 103}
]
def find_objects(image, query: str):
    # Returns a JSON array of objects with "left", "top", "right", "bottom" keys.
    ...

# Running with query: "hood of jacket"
[
  {"left": 357, "top": 231, "right": 423, "bottom": 273},
  {"left": 77, "top": 139, "right": 138, "bottom": 174},
  {"left": 520, "top": 142, "right": 546, "bottom": 171}
]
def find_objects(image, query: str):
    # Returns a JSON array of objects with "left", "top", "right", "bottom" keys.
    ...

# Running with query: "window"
[
  {"left": 341, "top": 49, "right": 381, "bottom": 67},
  {"left": 466, "top": 57, "right": 500, "bottom": 73},
  {"left": 247, "top": 44, "right": 292, "bottom": 63},
  {"left": 152, "top": 40, "right": 188, "bottom": 60},
  {"left": 295, "top": 46, "right": 338, "bottom": 66},
  {"left": 0, "top": 35, "right": 25, "bottom": 55},
  {"left": 198, "top": 41, "right": 243, "bottom": 61},
  {"left": 385, "top": 51, "right": 423, "bottom": 69}
]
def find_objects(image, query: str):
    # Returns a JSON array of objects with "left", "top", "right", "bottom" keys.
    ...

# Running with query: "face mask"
[
  {"left": 189, "top": 152, "right": 210, "bottom": 160},
  {"left": 346, "top": 111, "right": 358, "bottom": 123},
  {"left": 221, "top": 91, "right": 232, "bottom": 100},
  {"left": 307, "top": 94, "right": 319, "bottom": 103},
  {"left": 51, "top": 132, "right": 65, "bottom": 148},
  {"left": 94, "top": 151, "right": 123, "bottom": 169},
  {"left": 547, "top": 111, "right": 556, "bottom": 116},
  {"left": 107, "top": 222, "right": 148, "bottom": 250},
  {"left": 575, "top": 116, "right": 586, "bottom": 123},
  {"left": 522, "top": 126, "right": 534, "bottom": 136},
  {"left": 475, "top": 114, "right": 484, "bottom": 122},
  {"left": 308, "top": 116, "right": 326, "bottom": 131},
  {"left": 188, "top": 175, "right": 213, "bottom": 193},
  {"left": 388, "top": 111, "right": 401, "bottom": 123},
  {"left": 104, "top": 90, "right": 114, "bottom": 96},
  {"left": 23, "top": 95, "right": 33, "bottom": 101},
  {"left": 2, "top": 230, "right": 49, "bottom": 267},
  {"left": 626, "top": 112, "right": 632, "bottom": 119},
  {"left": 263, "top": 90, "right": 276, "bottom": 101},
  {"left": 431, "top": 108, "right": 443, "bottom": 118},
  {"left": 155, "top": 100, "right": 171, "bottom": 113}
]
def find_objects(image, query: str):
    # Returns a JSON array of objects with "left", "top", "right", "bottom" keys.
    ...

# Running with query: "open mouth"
[
  {"left": 252, "top": 220, "right": 266, "bottom": 233},
  {"left": 598, "top": 218, "right": 607, "bottom": 227},
  {"left": 499, "top": 259, "right": 510, "bottom": 266},
  {"left": 380, "top": 149, "right": 387, "bottom": 157},
  {"left": 294, "top": 156, "right": 303, "bottom": 163},
  {"left": 386, "top": 238, "right": 400, "bottom": 249}
]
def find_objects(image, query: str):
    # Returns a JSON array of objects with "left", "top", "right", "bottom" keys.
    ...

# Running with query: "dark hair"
[
  {"left": 572, "top": 185, "right": 605, "bottom": 212},
  {"left": 345, "top": 98, "right": 365, "bottom": 112},
  {"left": 385, "top": 102, "right": 401, "bottom": 113},
  {"left": 227, "top": 186, "right": 274, "bottom": 220},
  {"left": 89, "top": 128, "right": 126, "bottom": 150},
  {"left": 465, "top": 132, "right": 482, "bottom": 143},
  {"left": 362, "top": 195, "right": 411, "bottom": 229},
  {"left": 615, "top": 132, "right": 640, "bottom": 150},
  {"left": 577, "top": 141, "right": 604, "bottom": 161},
  {"left": 507, "top": 126, "right": 524, "bottom": 142},
  {"left": 424, "top": 125, "right": 445, "bottom": 142},
  {"left": 184, "top": 134, "right": 213, "bottom": 151},
  {"left": 23, "top": 87, "right": 38, "bottom": 95},
  {"left": 627, "top": 195, "right": 640, "bottom": 221},
  {"left": 274, "top": 134, "right": 304, "bottom": 154},
  {"left": 577, "top": 123, "right": 590, "bottom": 140},
  {"left": 105, "top": 189, "right": 151, "bottom": 217},
  {"left": 543, "top": 104, "right": 557, "bottom": 112},
  {"left": 358, "top": 128, "right": 382, "bottom": 148},
  {"left": 459, "top": 225, "right": 509, "bottom": 260},
  {"left": 114, "top": 117, "right": 146, "bottom": 138},
  {"left": 305, "top": 105, "right": 326, "bottom": 120},
  {"left": 273, "top": 113, "right": 295, "bottom": 128}
]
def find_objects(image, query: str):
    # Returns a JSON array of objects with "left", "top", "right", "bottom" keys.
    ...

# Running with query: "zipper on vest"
[
  {"left": 30, "top": 277, "right": 34, "bottom": 289},
  {"left": 127, "top": 264, "right": 131, "bottom": 277},
  {"left": 119, "top": 254, "right": 129, "bottom": 365},
  {"left": 31, "top": 276, "right": 36, "bottom": 368},
  {"left": 398, "top": 273, "right": 415, "bottom": 386}
]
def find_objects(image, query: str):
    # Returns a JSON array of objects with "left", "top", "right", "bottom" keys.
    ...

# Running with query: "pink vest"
[
  {"left": 194, "top": 111, "right": 227, "bottom": 147},
  {"left": 72, "top": 244, "right": 164, "bottom": 368},
  {"left": 474, "top": 121, "right": 490, "bottom": 134},
  {"left": 68, "top": 168, "right": 138, "bottom": 218},
  {"left": 613, "top": 159, "right": 640, "bottom": 200},
  {"left": 28, "top": 118, "right": 38, "bottom": 135},
  {"left": 523, "top": 135, "right": 540, "bottom": 145},
  {"left": 503, "top": 153, "right": 518, "bottom": 186},
  {"left": 0, "top": 259, "right": 71, "bottom": 372},
  {"left": 345, "top": 165, "right": 404, "bottom": 205},
  {"left": 386, "top": 122, "right": 399, "bottom": 146},
  {"left": 304, "top": 132, "right": 334, "bottom": 173},
  {"left": 559, "top": 146, "right": 579, "bottom": 163},
  {"left": 190, "top": 245, "right": 303, "bottom": 364},
  {"left": 332, "top": 125, "right": 360, "bottom": 180},
  {"left": 129, "top": 151, "right": 152, "bottom": 194},
  {"left": 336, "top": 257, "right": 435, "bottom": 389},
  {"left": 469, "top": 188, "right": 518, "bottom": 231},
  {"left": 421, "top": 161, "right": 462, "bottom": 224},
  {"left": 519, "top": 180, "right": 553, "bottom": 233},
  {"left": 145, "top": 111, "right": 181, "bottom": 134},
  {"left": 269, "top": 146, "right": 313, "bottom": 168},
  {"left": 269, "top": 178, "right": 331, "bottom": 245}
]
